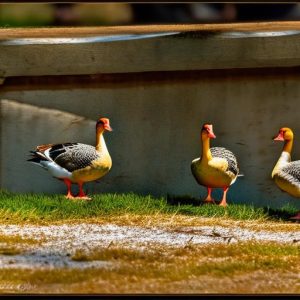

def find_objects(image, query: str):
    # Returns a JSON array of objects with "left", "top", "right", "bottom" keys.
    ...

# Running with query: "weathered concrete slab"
[{"left": 1, "top": 27, "right": 300, "bottom": 77}]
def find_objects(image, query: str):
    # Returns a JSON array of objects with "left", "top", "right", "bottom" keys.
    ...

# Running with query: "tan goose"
[
  {"left": 191, "top": 123, "right": 239, "bottom": 207},
  {"left": 272, "top": 127, "right": 300, "bottom": 220},
  {"left": 28, "top": 117, "right": 112, "bottom": 200}
]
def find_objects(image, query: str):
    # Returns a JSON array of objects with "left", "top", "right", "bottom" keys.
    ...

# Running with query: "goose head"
[
  {"left": 201, "top": 123, "right": 216, "bottom": 140},
  {"left": 273, "top": 127, "right": 293, "bottom": 142},
  {"left": 96, "top": 117, "right": 113, "bottom": 133}
]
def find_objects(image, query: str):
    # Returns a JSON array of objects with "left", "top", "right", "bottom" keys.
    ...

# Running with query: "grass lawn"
[{"left": 0, "top": 190, "right": 298, "bottom": 224}]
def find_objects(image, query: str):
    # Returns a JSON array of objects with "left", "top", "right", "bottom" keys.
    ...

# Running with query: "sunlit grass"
[
  {"left": 0, "top": 234, "right": 41, "bottom": 256},
  {"left": 70, "top": 241, "right": 300, "bottom": 273},
  {"left": 0, "top": 190, "right": 297, "bottom": 224},
  {"left": 0, "top": 234, "right": 39, "bottom": 245},
  {"left": 0, "top": 247, "right": 22, "bottom": 256}
]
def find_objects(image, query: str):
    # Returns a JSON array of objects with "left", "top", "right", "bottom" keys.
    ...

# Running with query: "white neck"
[
  {"left": 96, "top": 134, "right": 108, "bottom": 153},
  {"left": 272, "top": 151, "right": 291, "bottom": 178}
]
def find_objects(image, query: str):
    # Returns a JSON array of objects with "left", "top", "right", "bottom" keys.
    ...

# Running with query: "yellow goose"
[
  {"left": 28, "top": 117, "right": 112, "bottom": 200},
  {"left": 191, "top": 123, "right": 240, "bottom": 207},
  {"left": 272, "top": 127, "right": 300, "bottom": 220}
]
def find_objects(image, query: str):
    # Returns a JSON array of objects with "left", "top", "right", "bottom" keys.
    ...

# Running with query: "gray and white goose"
[
  {"left": 28, "top": 117, "right": 112, "bottom": 200},
  {"left": 272, "top": 127, "right": 300, "bottom": 220},
  {"left": 191, "top": 123, "right": 240, "bottom": 207}
]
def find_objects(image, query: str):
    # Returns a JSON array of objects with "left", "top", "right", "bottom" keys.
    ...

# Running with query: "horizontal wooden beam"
[
  {"left": 0, "top": 1, "right": 294, "bottom": 4},
  {"left": 1, "top": 22, "right": 300, "bottom": 77},
  {"left": 1, "top": 22, "right": 300, "bottom": 39}
]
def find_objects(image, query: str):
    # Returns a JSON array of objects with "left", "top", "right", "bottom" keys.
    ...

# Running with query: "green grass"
[{"left": 0, "top": 190, "right": 297, "bottom": 223}]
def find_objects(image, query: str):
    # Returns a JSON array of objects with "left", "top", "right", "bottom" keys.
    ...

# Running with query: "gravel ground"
[{"left": 0, "top": 223, "right": 299, "bottom": 270}]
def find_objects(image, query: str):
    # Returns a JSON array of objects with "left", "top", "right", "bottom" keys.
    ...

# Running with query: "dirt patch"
[
  {"left": 154, "top": 270, "right": 300, "bottom": 294},
  {"left": 0, "top": 223, "right": 299, "bottom": 270}
]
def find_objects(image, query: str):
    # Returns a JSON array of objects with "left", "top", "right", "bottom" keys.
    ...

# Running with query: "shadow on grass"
[
  {"left": 166, "top": 194, "right": 203, "bottom": 207},
  {"left": 263, "top": 207, "right": 298, "bottom": 222},
  {"left": 167, "top": 194, "right": 299, "bottom": 222}
]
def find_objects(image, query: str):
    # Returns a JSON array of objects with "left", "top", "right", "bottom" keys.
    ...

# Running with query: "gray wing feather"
[
  {"left": 211, "top": 147, "right": 239, "bottom": 176},
  {"left": 279, "top": 161, "right": 300, "bottom": 185},
  {"left": 53, "top": 143, "right": 99, "bottom": 172}
]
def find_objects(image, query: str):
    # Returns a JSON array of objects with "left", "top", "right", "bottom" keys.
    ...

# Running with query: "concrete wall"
[{"left": 1, "top": 69, "right": 300, "bottom": 210}]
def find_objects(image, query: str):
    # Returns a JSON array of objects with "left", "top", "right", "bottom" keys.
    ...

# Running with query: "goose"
[
  {"left": 28, "top": 117, "right": 112, "bottom": 200},
  {"left": 191, "top": 123, "right": 240, "bottom": 207},
  {"left": 272, "top": 127, "right": 300, "bottom": 220}
]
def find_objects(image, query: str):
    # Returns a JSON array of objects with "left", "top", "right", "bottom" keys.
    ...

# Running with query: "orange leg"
[
  {"left": 203, "top": 187, "right": 216, "bottom": 204},
  {"left": 63, "top": 179, "right": 74, "bottom": 199},
  {"left": 290, "top": 212, "right": 300, "bottom": 221},
  {"left": 76, "top": 182, "right": 91, "bottom": 200},
  {"left": 219, "top": 187, "right": 229, "bottom": 207}
]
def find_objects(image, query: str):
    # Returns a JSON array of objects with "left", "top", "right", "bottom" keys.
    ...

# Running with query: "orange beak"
[
  {"left": 273, "top": 132, "right": 284, "bottom": 141},
  {"left": 104, "top": 124, "right": 113, "bottom": 131},
  {"left": 207, "top": 125, "right": 216, "bottom": 139}
]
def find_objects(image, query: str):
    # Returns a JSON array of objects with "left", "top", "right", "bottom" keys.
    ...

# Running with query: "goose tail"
[{"left": 27, "top": 151, "right": 50, "bottom": 169}]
